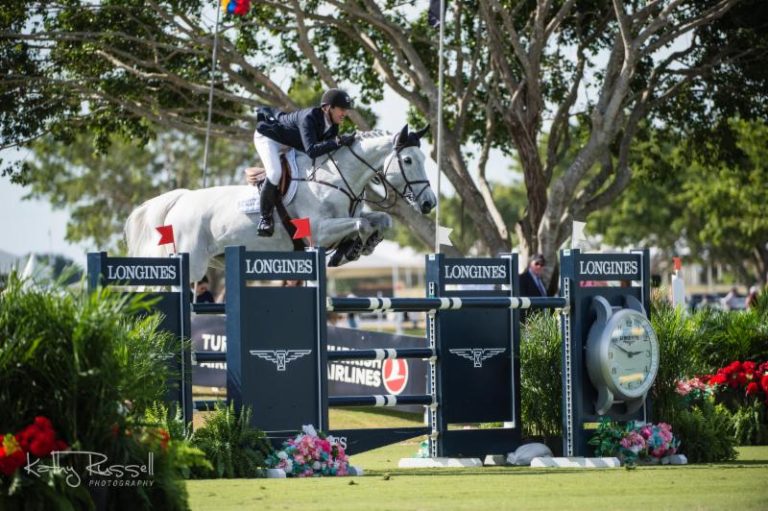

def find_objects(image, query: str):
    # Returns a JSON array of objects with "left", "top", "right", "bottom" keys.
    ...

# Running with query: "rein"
[{"left": 296, "top": 141, "right": 430, "bottom": 216}]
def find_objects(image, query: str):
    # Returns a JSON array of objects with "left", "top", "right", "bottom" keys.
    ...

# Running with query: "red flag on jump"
[
  {"left": 291, "top": 218, "right": 311, "bottom": 240},
  {"left": 156, "top": 225, "right": 175, "bottom": 246}
]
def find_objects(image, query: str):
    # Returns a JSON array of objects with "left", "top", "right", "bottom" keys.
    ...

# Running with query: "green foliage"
[
  {"left": 692, "top": 309, "right": 768, "bottom": 371},
  {"left": 590, "top": 119, "right": 768, "bottom": 283},
  {"left": 24, "top": 131, "right": 252, "bottom": 251},
  {"left": 189, "top": 403, "right": 271, "bottom": 479},
  {"left": 144, "top": 402, "right": 189, "bottom": 443},
  {"left": 0, "top": 274, "right": 174, "bottom": 448},
  {"left": 650, "top": 297, "right": 705, "bottom": 422},
  {"left": 672, "top": 400, "right": 737, "bottom": 464},
  {"left": 729, "top": 399, "right": 768, "bottom": 446},
  {"left": 587, "top": 417, "right": 626, "bottom": 458},
  {"left": 142, "top": 403, "right": 213, "bottom": 480},
  {"left": 0, "top": 275, "right": 191, "bottom": 509},
  {"left": 520, "top": 311, "right": 562, "bottom": 441}
]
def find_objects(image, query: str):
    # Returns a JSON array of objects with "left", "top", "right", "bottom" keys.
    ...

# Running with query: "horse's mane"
[{"left": 357, "top": 129, "right": 391, "bottom": 139}]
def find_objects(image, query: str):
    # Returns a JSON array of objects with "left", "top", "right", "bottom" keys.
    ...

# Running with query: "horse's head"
[{"left": 383, "top": 125, "right": 436, "bottom": 214}]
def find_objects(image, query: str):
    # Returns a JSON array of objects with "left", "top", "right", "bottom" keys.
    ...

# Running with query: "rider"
[{"left": 253, "top": 88, "right": 356, "bottom": 237}]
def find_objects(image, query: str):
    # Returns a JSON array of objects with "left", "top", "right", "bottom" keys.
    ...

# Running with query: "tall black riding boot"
[{"left": 257, "top": 180, "right": 278, "bottom": 237}]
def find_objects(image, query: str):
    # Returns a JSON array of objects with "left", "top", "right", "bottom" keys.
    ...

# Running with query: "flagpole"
[
  {"left": 434, "top": 0, "right": 445, "bottom": 254},
  {"left": 202, "top": 3, "right": 222, "bottom": 189}
]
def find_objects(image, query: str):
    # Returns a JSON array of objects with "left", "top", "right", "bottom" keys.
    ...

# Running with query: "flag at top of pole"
[
  {"left": 428, "top": 0, "right": 446, "bottom": 27},
  {"left": 220, "top": 0, "right": 250, "bottom": 16}
]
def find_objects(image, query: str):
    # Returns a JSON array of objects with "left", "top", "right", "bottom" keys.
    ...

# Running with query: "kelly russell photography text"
[{"left": 25, "top": 451, "right": 155, "bottom": 488}]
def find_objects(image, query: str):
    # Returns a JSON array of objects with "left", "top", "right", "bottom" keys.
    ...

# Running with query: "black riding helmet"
[{"left": 321, "top": 88, "right": 354, "bottom": 109}]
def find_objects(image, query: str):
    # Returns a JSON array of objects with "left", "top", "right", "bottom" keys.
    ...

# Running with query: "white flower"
[
  {"left": 303, "top": 424, "right": 318, "bottom": 437},
  {"left": 277, "top": 451, "right": 288, "bottom": 460},
  {"left": 313, "top": 461, "right": 321, "bottom": 470}
]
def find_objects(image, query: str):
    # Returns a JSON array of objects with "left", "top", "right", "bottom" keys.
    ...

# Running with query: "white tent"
[{"left": 326, "top": 240, "right": 427, "bottom": 294}]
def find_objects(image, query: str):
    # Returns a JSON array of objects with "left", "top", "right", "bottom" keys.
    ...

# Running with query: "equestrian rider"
[{"left": 253, "top": 89, "right": 356, "bottom": 237}]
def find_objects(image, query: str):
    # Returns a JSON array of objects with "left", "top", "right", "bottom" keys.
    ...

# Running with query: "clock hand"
[{"left": 613, "top": 343, "right": 632, "bottom": 355}]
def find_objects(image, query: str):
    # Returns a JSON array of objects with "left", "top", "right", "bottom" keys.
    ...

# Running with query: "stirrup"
[{"left": 257, "top": 216, "right": 274, "bottom": 237}]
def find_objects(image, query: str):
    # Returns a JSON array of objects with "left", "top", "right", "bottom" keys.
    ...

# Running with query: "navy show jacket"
[{"left": 256, "top": 106, "right": 340, "bottom": 159}]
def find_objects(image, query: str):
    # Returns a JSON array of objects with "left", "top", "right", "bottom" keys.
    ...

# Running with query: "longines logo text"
[
  {"left": 250, "top": 349, "right": 312, "bottom": 371},
  {"left": 245, "top": 258, "right": 313, "bottom": 275},
  {"left": 444, "top": 264, "right": 507, "bottom": 280},
  {"left": 25, "top": 451, "right": 154, "bottom": 488},
  {"left": 578, "top": 260, "right": 638, "bottom": 276},
  {"left": 106, "top": 264, "right": 177, "bottom": 281},
  {"left": 449, "top": 348, "right": 506, "bottom": 368}
]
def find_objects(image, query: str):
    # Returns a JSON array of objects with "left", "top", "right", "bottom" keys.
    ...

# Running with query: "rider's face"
[{"left": 328, "top": 106, "right": 349, "bottom": 125}]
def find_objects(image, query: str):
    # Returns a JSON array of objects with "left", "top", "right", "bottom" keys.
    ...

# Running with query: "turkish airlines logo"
[
  {"left": 382, "top": 359, "right": 408, "bottom": 394},
  {"left": 249, "top": 349, "right": 312, "bottom": 371},
  {"left": 449, "top": 348, "right": 506, "bottom": 368}
]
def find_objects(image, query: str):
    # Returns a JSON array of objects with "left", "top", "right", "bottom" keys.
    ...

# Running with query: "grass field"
[{"left": 187, "top": 408, "right": 768, "bottom": 510}]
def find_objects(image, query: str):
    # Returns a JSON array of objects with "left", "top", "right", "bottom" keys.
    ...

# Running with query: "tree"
[
  {"left": 24, "top": 131, "right": 252, "bottom": 250},
  {"left": 589, "top": 119, "right": 768, "bottom": 283},
  {"left": 2, "top": 1, "right": 766, "bottom": 284}
]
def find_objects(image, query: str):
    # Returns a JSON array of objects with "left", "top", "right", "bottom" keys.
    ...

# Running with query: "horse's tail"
[{"left": 124, "top": 189, "right": 188, "bottom": 256}]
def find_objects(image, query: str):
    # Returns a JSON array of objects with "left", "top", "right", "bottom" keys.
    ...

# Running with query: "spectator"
[
  {"left": 195, "top": 276, "right": 215, "bottom": 303},
  {"left": 746, "top": 285, "right": 761, "bottom": 310},
  {"left": 721, "top": 287, "right": 741, "bottom": 311},
  {"left": 519, "top": 253, "right": 548, "bottom": 322},
  {"left": 520, "top": 254, "right": 548, "bottom": 297}
]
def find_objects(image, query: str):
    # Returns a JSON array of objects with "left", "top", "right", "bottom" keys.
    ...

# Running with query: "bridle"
[{"left": 298, "top": 140, "right": 431, "bottom": 216}]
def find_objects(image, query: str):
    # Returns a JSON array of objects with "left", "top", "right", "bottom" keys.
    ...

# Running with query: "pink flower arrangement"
[
  {"left": 640, "top": 422, "right": 677, "bottom": 459},
  {"left": 619, "top": 430, "right": 646, "bottom": 455},
  {"left": 266, "top": 425, "right": 349, "bottom": 477},
  {"left": 591, "top": 419, "right": 679, "bottom": 465},
  {"left": 675, "top": 377, "right": 709, "bottom": 397}
]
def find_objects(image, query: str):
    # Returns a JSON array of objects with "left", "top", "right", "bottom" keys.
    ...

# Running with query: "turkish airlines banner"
[{"left": 191, "top": 317, "right": 429, "bottom": 413}]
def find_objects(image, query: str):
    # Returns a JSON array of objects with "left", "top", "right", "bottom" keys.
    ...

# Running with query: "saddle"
[
  {"left": 243, "top": 156, "right": 305, "bottom": 251},
  {"left": 243, "top": 154, "right": 293, "bottom": 197}
]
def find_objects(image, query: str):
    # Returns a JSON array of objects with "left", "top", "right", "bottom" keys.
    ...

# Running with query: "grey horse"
[{"left": 124, "top": 125, "right": 436, "bottom": 281}]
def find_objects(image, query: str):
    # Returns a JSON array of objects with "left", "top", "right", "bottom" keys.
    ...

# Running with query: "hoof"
[
  {"left": 362, "top": 232, "right": 384, "bottom": 255},
  {"left": 345, "top": 237, "right": 364, "bottom": 261}
]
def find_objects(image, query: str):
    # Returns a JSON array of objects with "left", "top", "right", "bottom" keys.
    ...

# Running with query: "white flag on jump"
[
  {"left": 437, "top": 225, "right": 453, "bottom": 247},
  {"left": 571, "top": 221, "right": 586, "bottom": 249}
]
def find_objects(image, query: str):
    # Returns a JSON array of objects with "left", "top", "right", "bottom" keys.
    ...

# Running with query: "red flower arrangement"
[
  {"left": 703, "top": 360, "right": 768, "bottom": 403},
  {"left": 0, "top": 417, "right": 68, "bottom": 477}
]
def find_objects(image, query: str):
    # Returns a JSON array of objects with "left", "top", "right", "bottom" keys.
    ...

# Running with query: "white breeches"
[{"left": 253, "top": 131, "right": 290, "bottom": 186}]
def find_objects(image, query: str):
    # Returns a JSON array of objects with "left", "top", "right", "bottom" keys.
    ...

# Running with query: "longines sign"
[
  {"left": 575, "top": 255, "right": 642, "bottom": 281},
  {"left": 242, "top": 252, "right": 317, "bottom": 280},
  {"left": 99, "top": 258, "right": 181, "bottom": 285},
  {"left": 441, "top": 258, "right": 510, "bottom": 285}
]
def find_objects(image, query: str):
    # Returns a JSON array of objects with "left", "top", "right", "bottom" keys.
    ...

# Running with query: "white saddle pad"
[{"left": 238, "top": 150, "right": 303, "bottom": 214}]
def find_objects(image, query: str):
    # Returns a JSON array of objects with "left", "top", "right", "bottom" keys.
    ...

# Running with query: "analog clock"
[{"left": 585, "top": 295, "right": 659, "bottom": 415}]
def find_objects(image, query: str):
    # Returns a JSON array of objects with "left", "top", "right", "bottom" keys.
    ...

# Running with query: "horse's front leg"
[
  {"left": 314, "top": 217, "right": 374, "bottom": 247},
  {"left": 359, "top": 211, "right": 392, "bottom": 255},
  {"left": 314, "top": 217, "right": 374, "bottom": 266}
]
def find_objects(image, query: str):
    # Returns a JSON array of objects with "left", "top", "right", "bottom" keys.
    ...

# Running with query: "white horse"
[{"left": 125, "top": 125, "right": 436, "bottom": 281}]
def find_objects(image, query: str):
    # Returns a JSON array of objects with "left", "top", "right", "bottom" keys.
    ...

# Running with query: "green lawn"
[{"left": 187, "top": 409, "right": 768, "bottom": 511}]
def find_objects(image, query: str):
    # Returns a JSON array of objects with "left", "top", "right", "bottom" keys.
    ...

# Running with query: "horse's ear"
[
  {"left": 394, "top": 124, "right": 409, "bottom": 149},
  {"left": 414, "top": 125, "right": 430, "bottom": 139}
]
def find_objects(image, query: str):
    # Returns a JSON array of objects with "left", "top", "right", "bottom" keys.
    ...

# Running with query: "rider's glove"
[{"left": 338, "top": 133, "right": 356, "bottom": 147}]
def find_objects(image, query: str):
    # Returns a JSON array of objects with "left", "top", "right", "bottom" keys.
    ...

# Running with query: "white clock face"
[{"left": 607, "top": 312, "right": 659, "bottom": 398}]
